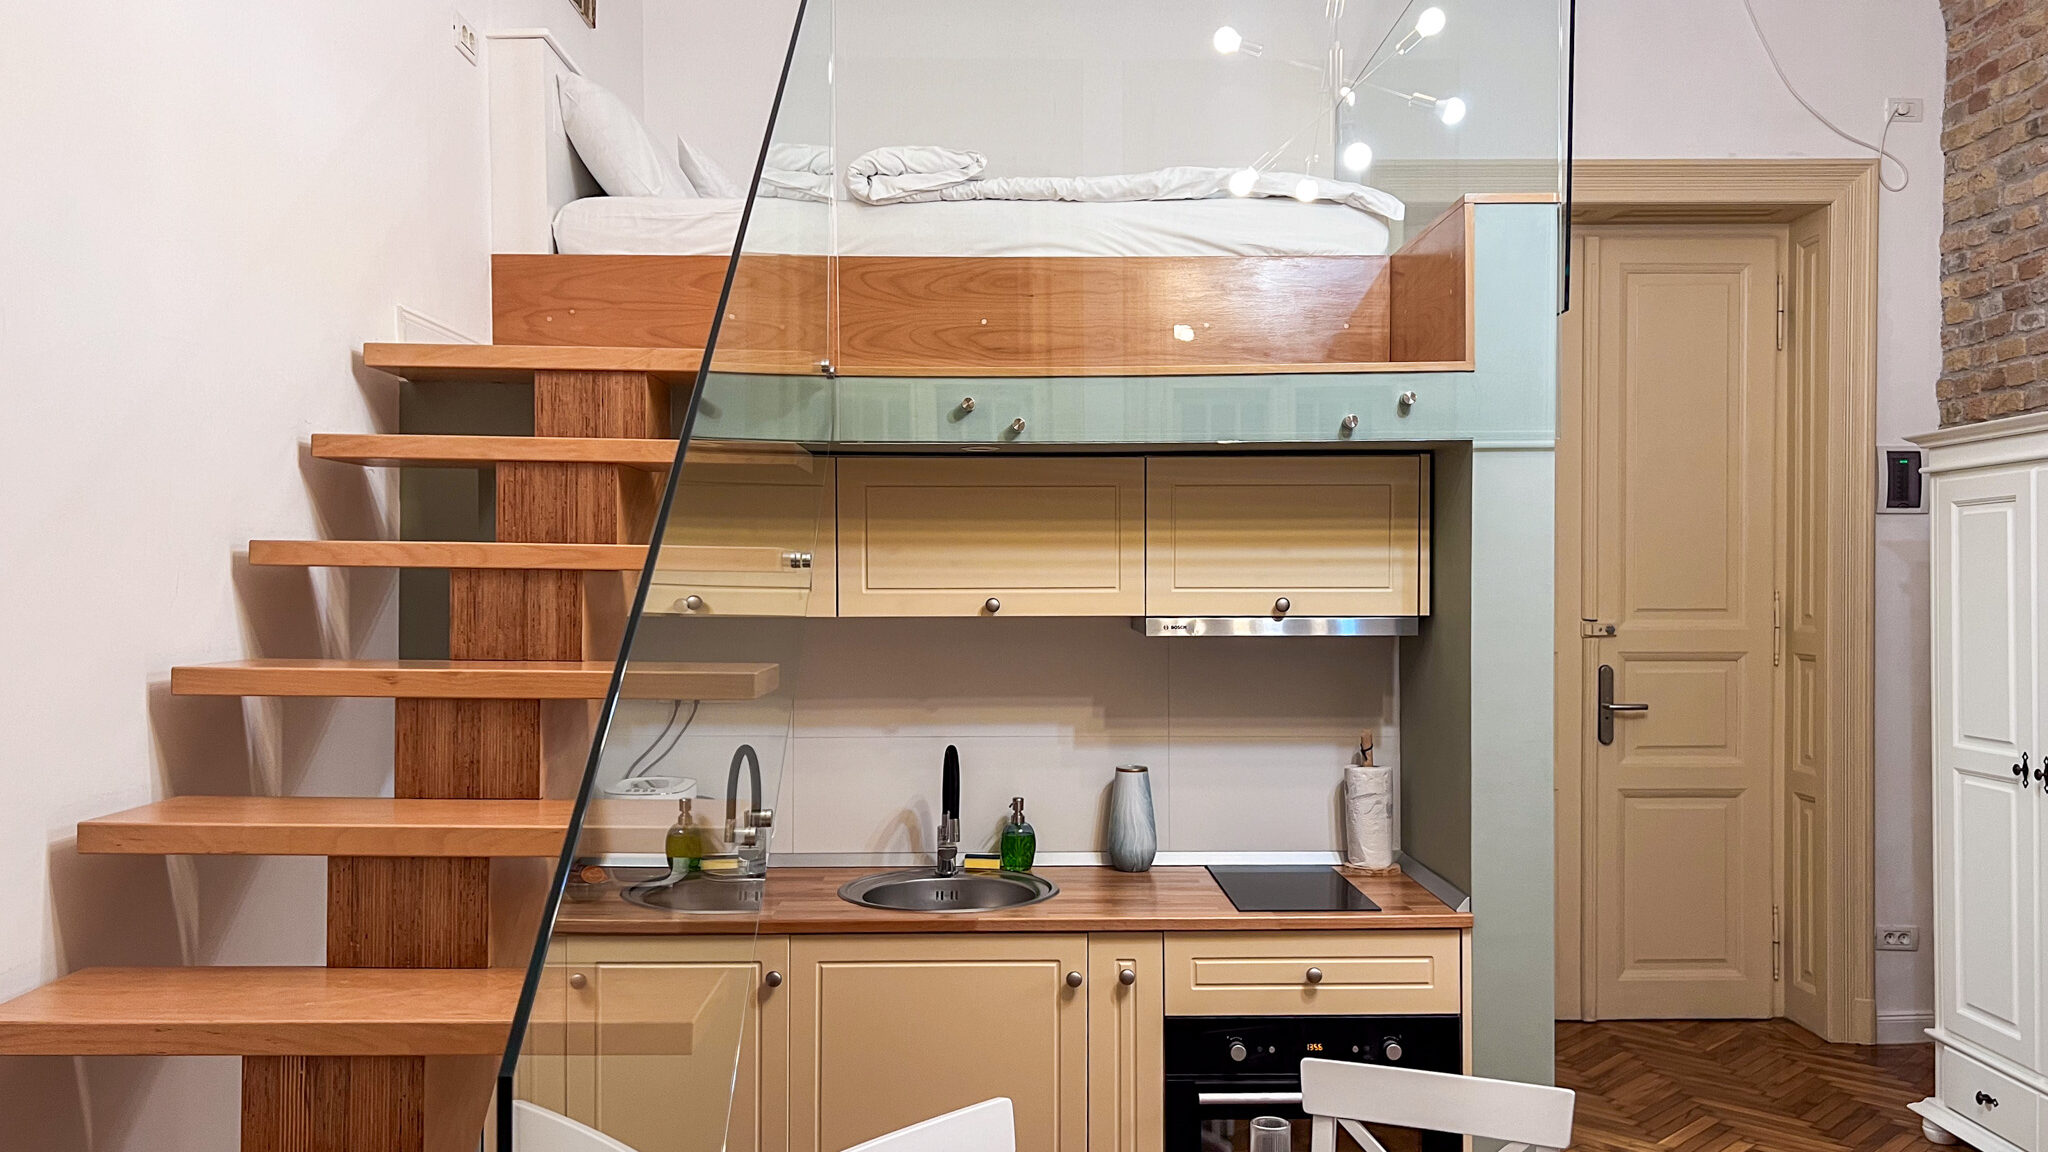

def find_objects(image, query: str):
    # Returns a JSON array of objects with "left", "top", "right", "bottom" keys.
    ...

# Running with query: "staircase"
[{"left": 0, "top": 344, "right": 779, "bottom": 1150}]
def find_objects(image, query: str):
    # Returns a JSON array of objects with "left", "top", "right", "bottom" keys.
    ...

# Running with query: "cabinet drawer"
[
  {"left": 1164, "top": 932, "right": 1460, "bottom": 1016},
  {"left": 838, "top": 456, "right": 1144, "bottom": 616},
  {"left": 1939, "top": 1045, "right": 2038, "bottom": 1150},
  {"left": 650, "top": 458, "right": 836, "bottom": 618}
]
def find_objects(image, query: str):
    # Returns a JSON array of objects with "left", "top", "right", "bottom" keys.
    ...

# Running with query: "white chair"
[
  {"left": 1300, "top": 1059, "right": 1576, "bottom": 1152},
  {"left": 510, "top": 1100, "right": 642, "bottom": 1152},
  {"left": 839, "top": 1098, "right": 1016, "bottom": 1152}
]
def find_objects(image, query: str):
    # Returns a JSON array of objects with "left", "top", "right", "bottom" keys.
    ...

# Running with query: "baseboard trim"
[{"left": 1876, "top": 1011, "right": 1935, "bottom": 1046}]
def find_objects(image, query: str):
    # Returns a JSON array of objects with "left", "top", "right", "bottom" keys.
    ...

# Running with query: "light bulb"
[
  {"left": 1437, "top": 96, "right": 1466, "bottom": 125},
  {"left": 1227, "top": 167, "right": 1258, "bottom": 196},
  {"left": 1341, "top": 141, "right": 1374, "bottom": 172},
  {"left": 1293, "top": 177, "right": 1319, "bottom": 202},
  {"left": 1339, "top": 85, "right": 1357, "bottom": 106},
  {"left": 1212, "top": 26, "right": 1243, "bottom": 54},
  {"left": 1415, "top": 7, "right": 1446, "bottom": 37}
]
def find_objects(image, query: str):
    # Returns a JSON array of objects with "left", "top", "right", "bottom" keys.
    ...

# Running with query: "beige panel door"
[
  {"left": 790, "top": 934, "right": 1089, "bottom": 1152},
  {"left": 1088, "top": 934, "right": 1163, "bottom": 1152},
  {"left": 1583, "top": 230, "right": 1782, "bottom": 1019},
  {"left": 838, "top": 457, "right": 1144, "bottom": 616},
  {"left": 653, "top": 456, "right": 836, "bottom": 618},
  {"left": 561, "top": 936, "right": 790, "bottom": 1152},
  {"left": 1144, "top": 456, "right": 1426, "bottom": 618}
]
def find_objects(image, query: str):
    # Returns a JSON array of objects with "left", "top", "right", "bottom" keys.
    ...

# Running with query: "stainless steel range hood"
[{"left": 1135, "top": 617, "right": 1420, "bottom": 637}]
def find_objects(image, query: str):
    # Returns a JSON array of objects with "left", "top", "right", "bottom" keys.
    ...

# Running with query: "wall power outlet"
[
  {"left": 452, "top": 12, "right": 480, "bottom": 64},
  {"left": 1877, "top": 925, "right": 1919, "bottom": 951}
]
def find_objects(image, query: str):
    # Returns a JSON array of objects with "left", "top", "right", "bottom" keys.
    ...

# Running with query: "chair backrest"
[
  {"left": 838, "top": 1098, "right": 1017, "bottom": 1152},
  {"left": 1300, "top": 1059, "right": 1575, "bottom": 1152},
  {"left": 511, "top": 1100, "right": 643, "bottom": 1152}
]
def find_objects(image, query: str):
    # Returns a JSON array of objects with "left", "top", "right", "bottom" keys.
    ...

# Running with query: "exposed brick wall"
[{"left": 1940, "top": 0, "right": 2048, "bottom": 425}]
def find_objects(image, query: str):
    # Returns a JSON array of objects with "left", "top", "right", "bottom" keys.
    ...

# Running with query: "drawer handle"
[
  {"left": 959, "top": 396, "right": 976, "bottom": 413},
  {"left": 1976, "top": 1091, "right": 2000, "bottom": 1109},
  {"left": 985, "top": 597, "right": 1002, "bottom": 615},
  {"left": 1305, "top": 967, "right": 1324, "bottom": 984},
  {"left": 568, "top": 973, "right": 587, "bottom": 990},
  {"left": 1119, "top": 967, "right": 1137, "bottom": 986},
  {"left": 683, "top": 594, "right": 705, "bottom": 612},
  {"left": 1275, "top": 597, "right": 1292, "bottom": 617}
]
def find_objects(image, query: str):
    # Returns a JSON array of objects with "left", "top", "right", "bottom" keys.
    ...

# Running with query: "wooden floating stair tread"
[
  {"left": 170, "top": 658, "right": 779, "bottom": 700},
  {"left": 310, "top": 433, "right": 812, "bottom": 472},
  {"left": 0, "top": 967, "right": 522, "bottom": 1056},
  {"left": 79, "top": 797, "right": 573, "bottom": 857},
  {"left": 363, "top": 342, "right": 704, "bottom": 384},
  {"left": 249, "top": 539, "right": 794, "bottom": 572}
]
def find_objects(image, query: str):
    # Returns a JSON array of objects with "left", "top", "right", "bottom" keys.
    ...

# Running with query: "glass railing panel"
[{"left": 498, "top": 2, "right": 829, "bottom": 1149}]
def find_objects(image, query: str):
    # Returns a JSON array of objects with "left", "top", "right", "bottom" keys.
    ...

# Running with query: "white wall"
[
  {"left": 598, "top": 619, "right": 1399, "bottom": 860},
  {"left": 0, "top": 2, "right": 631, "bottom": 1146},
  {"left": 1575, "top": 0, "right": 1946, "bottom": 1038}
]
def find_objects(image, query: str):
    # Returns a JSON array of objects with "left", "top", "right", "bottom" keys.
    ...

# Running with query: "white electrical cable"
[{"left": 1739, "top": 0, "right": 1909, "bottom": 192}]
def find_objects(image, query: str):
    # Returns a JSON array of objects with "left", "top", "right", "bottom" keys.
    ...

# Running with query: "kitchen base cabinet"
[
  {"left": 521, "top": 936, "right": 790, "bottom": 1152},
  {"left": 1088, "top": 935, "right": 1164, "bottom": 1152},
  {"left": 790, "top": 934, "right": 1090, "bottom": 1152}
]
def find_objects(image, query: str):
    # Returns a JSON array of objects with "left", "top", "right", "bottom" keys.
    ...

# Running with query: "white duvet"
[{"left": 842, "top": 145, "right": 1405, "bottom": 222}]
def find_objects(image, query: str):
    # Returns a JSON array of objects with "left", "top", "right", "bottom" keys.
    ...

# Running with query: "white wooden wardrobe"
[{"left": 1916, "top": 413, "right": 2048, "bottom": 1151}]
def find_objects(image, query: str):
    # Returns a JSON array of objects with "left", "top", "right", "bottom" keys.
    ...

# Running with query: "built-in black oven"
[{"left": 1165, "top": 1015, "right": 1462, "bottom": 1152}]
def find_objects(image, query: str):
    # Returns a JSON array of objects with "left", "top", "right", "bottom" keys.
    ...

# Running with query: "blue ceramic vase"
[{"left": 1106, "top": 764, "right": 1157, "bottom": 872}]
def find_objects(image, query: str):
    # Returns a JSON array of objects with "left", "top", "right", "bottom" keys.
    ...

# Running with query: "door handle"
[{"left": 1597, "top": 664, "right": 1649, "bottom": 746}]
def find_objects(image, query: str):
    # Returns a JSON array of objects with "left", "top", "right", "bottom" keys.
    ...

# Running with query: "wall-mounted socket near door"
[
  {"left": 1886, "top": 98, "right": 1925, "bottom": 123},
  {"left": 452, "top": 11, "right": 480, "bottom": 64},
  {"left": 1877, "top": 925, "right": 1919, "bottom": 951}
]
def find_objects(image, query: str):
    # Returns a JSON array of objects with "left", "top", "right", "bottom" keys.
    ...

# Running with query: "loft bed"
[{"left": 485, "top": 30, "right": 1477, "bottom": 377}]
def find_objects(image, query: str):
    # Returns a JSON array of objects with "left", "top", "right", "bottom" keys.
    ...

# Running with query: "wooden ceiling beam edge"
[
  {"left": 168, "top": 659, "right": 780, "bottom": 701},
  {"left": 248, "top": 540, "right": 794, "bottom": 573},
  {"left": 78, "top": 797, "right": 573, "bottom": 857},
  {"left": 362, "top": 342, "right": 705, "bottom": 384}
]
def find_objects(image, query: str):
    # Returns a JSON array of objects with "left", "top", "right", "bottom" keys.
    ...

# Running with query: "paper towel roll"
[{"left": 1343, "top": 764, "right": 1395, "bottom": 870}]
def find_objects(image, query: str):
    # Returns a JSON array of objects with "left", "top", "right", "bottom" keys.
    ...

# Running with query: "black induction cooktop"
[{"left": 1206, "top": 865, "right": 1381, "bottom": 912}]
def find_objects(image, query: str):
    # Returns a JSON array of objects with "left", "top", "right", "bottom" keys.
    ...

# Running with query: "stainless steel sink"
[
  {"left": 622, "top": 875, "right": 765, "bottom": 914},
  {"left": 838, "top": 869, "right": 1058, "bottom": 913}
]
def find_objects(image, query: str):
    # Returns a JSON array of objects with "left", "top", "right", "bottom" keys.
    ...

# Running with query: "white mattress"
[{"left": 552, "top": 196, "right": 1392, "bottom": 258}]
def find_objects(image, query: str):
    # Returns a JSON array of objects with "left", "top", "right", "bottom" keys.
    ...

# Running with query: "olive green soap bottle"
[{"left": 1000, "top": 796, "right": 1036, "bottom": 872}]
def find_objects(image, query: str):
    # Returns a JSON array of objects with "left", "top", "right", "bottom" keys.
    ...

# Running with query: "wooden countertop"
[{"left": 553, "top": 866, "right": 1470, "bottom": 935}]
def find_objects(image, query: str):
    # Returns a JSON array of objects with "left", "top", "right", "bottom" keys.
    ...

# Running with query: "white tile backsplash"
[{"left": 596, "top": 617, "right": 1398, "bottom": 859}]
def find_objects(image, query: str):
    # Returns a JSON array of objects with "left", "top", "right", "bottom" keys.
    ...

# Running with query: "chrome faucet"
[
  {"left": 934, "top": 744, "right": 962, "bottom": 877},
  {"left": 725, "top": 744, "right": 774, "bottom": 879}
]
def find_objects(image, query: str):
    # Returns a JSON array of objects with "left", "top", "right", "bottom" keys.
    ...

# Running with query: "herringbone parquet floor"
[{"left": 1556, "top": 1020, "right": 1941, "bottom": 1152}]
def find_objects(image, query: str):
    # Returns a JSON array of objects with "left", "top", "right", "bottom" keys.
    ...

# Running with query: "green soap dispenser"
[
  {"left": 665, "top": 796, "right": 707, "bottom": 877},
  {"left": 1000, "top": 796, "right": 1036, "bottom": 872}
]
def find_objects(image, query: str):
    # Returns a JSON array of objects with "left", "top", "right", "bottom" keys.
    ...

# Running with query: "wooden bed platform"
[{"left": 489, "top": 196, "right": 1529, "bottom": 376}]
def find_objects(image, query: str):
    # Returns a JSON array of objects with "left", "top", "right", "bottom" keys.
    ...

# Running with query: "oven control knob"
[
  {"left": 1228, "top": 1039, "right": 1249, "bottom": 1063},
  {"left": 1381, "top": 1039, "right": 1403, "bottom": 1062}
]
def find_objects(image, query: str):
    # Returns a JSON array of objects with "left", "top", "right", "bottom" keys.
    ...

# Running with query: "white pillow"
[
  {"left": 676, "top": 137, "right": 742, "bottom": 198},
  {"left": 556, "top": 73, "right": 694, "bottom": 198}
]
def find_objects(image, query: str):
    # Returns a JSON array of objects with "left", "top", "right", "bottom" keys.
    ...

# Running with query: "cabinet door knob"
[
  {"left": 1119, "top": 967, "right": 1137, "bottom": 986},
  {"left": 959, "top": 396, "right": 976, "bottom": 413},
  {"left": 1305, "top": 967, "right": 1324, "bottom": 984},
  {"left": 1976, "top": 1090, "right": 1999, "bottom": 1108},
  {"left": 1341, "top": 414, "right": 1360, "bottom": 432},
  {"left": 1066, "top": 971, "right": 1084, "bottom": 988},
  {"left": 1274, "top": 597, "right": 1292, "bottom": 616},
  {"left": 683, "top": 594, "right": 705, "bottom": 612},
  {"left": 1009, "top": 417, "right": 1028, "bottom": 434},
  {"left": 764, "top": 970, "right": 783, "bottom": 989},
  {"left": 985, "top": 597, "right": 1002, "bottom": 615},
  {"left": 568, "top": 972, "right": 587, "bottom": 990}
]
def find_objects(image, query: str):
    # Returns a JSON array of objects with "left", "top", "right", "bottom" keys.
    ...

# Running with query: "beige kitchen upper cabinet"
[
  {"left": 838, "top": 457, "right": 1144, "bottom": 616},
  {"left": 1088, "top": 934, "right": 1163, "bottom": 1152},
  {"left": 790, "top": 934, "right": 1090, "bottom": 1152},
  {"left": 1144, "top": 456, "right": 1426, "bottom": 618},
  {"left": 651, "top": 454, "right": 836, "bottom": 618},
  {"left": 554, "top": 936, "right": 790, "bottom": 1152}
]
